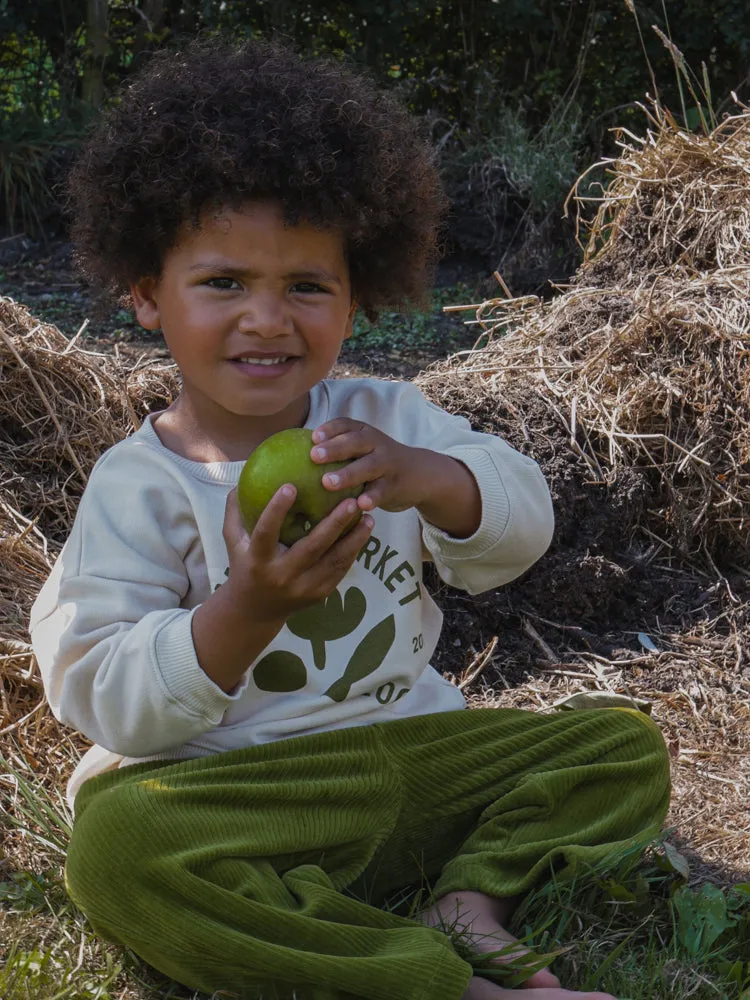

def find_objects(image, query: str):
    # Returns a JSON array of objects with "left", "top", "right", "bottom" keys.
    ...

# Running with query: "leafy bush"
[
  {"left": 0, "top": 115, "right": 84, "bottom": 237},
  {"left": 438, "top": 96, "right": 584, "bottom": 283}
]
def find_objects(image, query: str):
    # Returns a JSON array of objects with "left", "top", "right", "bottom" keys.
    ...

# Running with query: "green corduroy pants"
[{"left": 65, "top": 707, "right": 670, "bottom": 1000}]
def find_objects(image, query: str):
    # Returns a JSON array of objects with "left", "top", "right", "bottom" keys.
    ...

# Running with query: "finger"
[
  {"left": 222, "top": 488, "right": 246, "bottom": 548},
  {"left": 248, "top": 484, "right": 297, "bottom": 559},
  {"left": 311, "top": 418, "right": 365, "bottom": 445},
  {"left": 356, "top": 481, "right": 410, "bottom": 513},
  {"left": 356, "top": 486, "right": 381, "bottom": 511},
  {"left": 308, "top": 512, "right": 375, "bottom": 587},
  {"left": 290, "top": 496, "right": 364, "bottom": 564},
  {"left": 321, "top": 453, "right": 382, "bottom": 492},
  {"left": 311, "top": 434, "right": 375, "bottom": 470}
]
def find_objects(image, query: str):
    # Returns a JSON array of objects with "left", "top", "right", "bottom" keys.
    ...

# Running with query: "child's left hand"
[
  {"left": 311, "top": 419, "right": 427, "bottom": 513},
  {"left": 311, "top": 419, "right": 482, "bottom": 538}
]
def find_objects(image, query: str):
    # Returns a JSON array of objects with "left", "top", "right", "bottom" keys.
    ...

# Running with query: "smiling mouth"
[
  {"left": 229, "top": 355, "right": 299, "bottom": 378},
  {"left": 231, "top": 355, "right": 293, "bottom": 366}
]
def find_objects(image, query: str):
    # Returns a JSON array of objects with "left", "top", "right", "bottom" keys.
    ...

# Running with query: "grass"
[{"left": 2, "top": 742, "right": 749, "bottom": 1000}]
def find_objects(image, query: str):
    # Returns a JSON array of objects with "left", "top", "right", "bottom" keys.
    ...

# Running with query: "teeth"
[{"left": 235, "top": 356, "right": 289, "bottom": 365}]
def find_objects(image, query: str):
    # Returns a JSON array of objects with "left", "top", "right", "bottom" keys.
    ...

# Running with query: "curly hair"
[{"left": 65, "top": 37, "right": 447, "bottom": 319}]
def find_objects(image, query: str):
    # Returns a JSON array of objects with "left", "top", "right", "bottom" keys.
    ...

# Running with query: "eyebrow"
[{"left": 188, "top": 262, "right": 342, "bottom": 286}]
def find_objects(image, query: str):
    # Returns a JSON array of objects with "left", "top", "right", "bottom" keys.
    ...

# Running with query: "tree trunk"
[{"left": 81, "top": 0, "right": 109, "bottom": 109}]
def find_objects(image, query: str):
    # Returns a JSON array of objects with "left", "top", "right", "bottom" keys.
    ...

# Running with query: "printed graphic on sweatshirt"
[
  {"left": 286, "top": 587, "right": 367, "bottom": 669},
  {"left": 252, "top": 606, "right": 396, "bottom": 698},
  {"left": 218, "top": 532, "right": 421, "bottom": 703},
  {"left": 323, "top": 613, "right": 395, "bottom": 701}
]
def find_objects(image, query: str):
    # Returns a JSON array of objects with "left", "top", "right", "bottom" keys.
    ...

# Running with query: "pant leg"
[
  {"left": 64, "top": 724, "right": 473, "bottom": 1000},
  {"left": 65, "top": 706, "right": 669, "bottom": 999},
  {"left": 364, "top": 706, "right": 670, "bottom": 903}
]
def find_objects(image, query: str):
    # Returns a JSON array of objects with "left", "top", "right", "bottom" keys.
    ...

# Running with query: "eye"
[
  {"left": 291, "top": 282, "right": 328, "bottom": 294},
  {"left": 205, "top": 277, "right": 241, "bottom": 290}
]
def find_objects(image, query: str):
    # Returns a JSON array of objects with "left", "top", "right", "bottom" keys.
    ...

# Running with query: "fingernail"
[
  {"left": 281, "top": 485, "right": 294, "bottom": 497},
  {"left": 363, "top": 515, "right": 374, "bottom": 529},
  {"left": 313, "top": 447, "right": 326, "bottom": 461},
  {"left": 325, "top": 473, "right": 340, "bottom": 487},
  {"left": 312, "top": 430, "right": 327, "bottom": 443}
]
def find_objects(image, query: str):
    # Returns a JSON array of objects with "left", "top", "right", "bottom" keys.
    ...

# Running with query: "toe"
[{"left": 521, "top": 966, "right": 562, "bottom": 988}]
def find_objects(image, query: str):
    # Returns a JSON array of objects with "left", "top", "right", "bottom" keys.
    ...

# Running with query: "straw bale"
[{"left": 419, "top": 107, "right": 750, "bottom": 563}]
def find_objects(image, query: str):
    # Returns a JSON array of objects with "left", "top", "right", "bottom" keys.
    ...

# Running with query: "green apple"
[{"left": 237, "top": 428, "right": 363, "bottom": 546}]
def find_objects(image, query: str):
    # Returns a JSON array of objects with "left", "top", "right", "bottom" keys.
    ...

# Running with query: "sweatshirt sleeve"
[
  {"left": 29, "top": 444, "right": 243, "bottom": 757},
  {"left": 393, "top": 382, "right": 554, "bottom": 595}
]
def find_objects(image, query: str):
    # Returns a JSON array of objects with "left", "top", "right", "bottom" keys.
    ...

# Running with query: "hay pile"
[
  {"left": 0, "top": 299, "right": 179, "bottom": 824},
  {"left": 0, "top": 299, "right": 178, "bottom": 551},
  {"left": 0, "top": 298, "right": 179, "bottom": 662},
  {"left": 419, "top": 105, "right": 750, "bottom": 563}
]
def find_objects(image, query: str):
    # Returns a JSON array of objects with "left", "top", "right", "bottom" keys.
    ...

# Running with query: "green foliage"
[
  {"left": 0, "top": 870, "right": 54, "bottom": 912},
  {"left": 511, "top": 835, "right": 750, "bottom": 998},
  {"left": 0, "top": 113, "right": 85, "bottom": 236},
  {"left": 674, "top": 882, "right": 750, "bottom": 960},
  {"left": 1, "top": 940, "right": 120, "bottom": 1000},
  {"left": 2, "top": 0, "right": 749, "bottom": 262},
  {"left": 350, "top": 284, "right": 478, "bottom": 351}
]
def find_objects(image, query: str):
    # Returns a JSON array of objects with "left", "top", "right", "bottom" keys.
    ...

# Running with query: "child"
[{"left": 30, "top": 38, "right": 670, "bottom": 1000}]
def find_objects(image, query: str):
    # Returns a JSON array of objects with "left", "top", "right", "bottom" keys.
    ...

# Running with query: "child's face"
[{"left": 131, "top": 200, "right": 356, "bottom": 443}]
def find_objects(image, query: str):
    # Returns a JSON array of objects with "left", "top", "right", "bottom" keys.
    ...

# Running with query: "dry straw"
[
  {"left": 419, "top": 104, "right": 750, "bottom": 563},
  {"left": 0, "top": 298, "right": 179, "bottom": 660}
]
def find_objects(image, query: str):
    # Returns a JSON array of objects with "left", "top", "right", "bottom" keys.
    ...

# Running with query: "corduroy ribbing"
[{"left": 65, "top": 706, "right": 670, "bottom": 1000}]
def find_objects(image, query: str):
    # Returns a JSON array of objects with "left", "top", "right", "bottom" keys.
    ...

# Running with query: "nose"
[{"left": 237, "top": 290, "right": 291, "bottom": 338}]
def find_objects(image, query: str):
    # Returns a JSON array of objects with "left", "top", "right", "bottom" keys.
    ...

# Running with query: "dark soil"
[{"left": 420, "top": 380, "right": 750, "bottom": 684}]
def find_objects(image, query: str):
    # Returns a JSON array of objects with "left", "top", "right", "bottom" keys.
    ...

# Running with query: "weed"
[{"left": 510, "top": 834, "right": 750, "bottom": 999}]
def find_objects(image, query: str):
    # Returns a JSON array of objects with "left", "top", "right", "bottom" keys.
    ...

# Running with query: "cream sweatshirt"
[{"left": 30, "top": 378, "right": 554, "bottom": 808}]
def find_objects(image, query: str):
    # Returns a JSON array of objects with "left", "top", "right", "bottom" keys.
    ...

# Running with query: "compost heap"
[
  {"left": 0, "top": 105, "right": 748, "bottom": 877},
  {"left": 418, "top": 104, "right": 750, "bottom": 652}
]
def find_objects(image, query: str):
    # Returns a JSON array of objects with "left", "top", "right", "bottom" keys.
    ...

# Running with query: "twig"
[
  {"left": 61, "top": 318, "right": 90, "bottom": 355},
  {"left": 0, "top": 698, "right": 46, "bottom": 737},
  {"left": 522, "top": 619, "right": 557, "bottom": 663},
  {"left": 458, "top": 636, "right": 499, "bottom": 691},
  {"left": 493, "top": 271, "right": 514, "bottom": 299}
]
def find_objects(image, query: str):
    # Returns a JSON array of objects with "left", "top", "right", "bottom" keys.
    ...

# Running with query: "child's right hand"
[{"left": 221, "top": 484, "right": 374, "bottom": 625}]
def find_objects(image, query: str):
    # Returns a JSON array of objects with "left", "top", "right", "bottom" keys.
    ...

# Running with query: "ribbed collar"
[{"left": 135, "top": 382, "right": 331, "bottom": 485}]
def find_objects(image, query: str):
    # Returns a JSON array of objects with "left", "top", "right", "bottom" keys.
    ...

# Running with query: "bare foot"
[
  {"left": 462, "top": 978, "right": 617, "bottom": 1000},
  {"left": 419, "top": 890, "right": 561, "bottom": 989}
]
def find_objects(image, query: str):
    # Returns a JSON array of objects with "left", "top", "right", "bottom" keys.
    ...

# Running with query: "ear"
[
  {"left": 343, "top": 299, "right": 357, "bottom": 341},
  {"left": 130, "top": 277, "right": 162, "bottom": 331}
]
